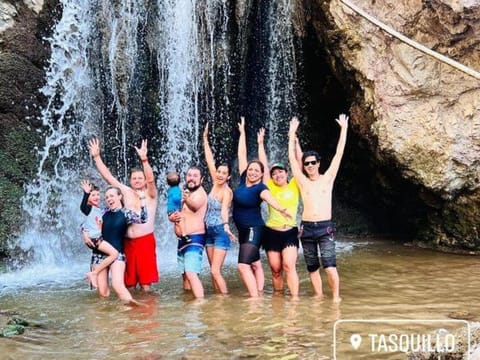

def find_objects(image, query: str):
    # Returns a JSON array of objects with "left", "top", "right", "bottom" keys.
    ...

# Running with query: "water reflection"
[{"left": 1, "top": 238, "right": 479, "bottom": 359}]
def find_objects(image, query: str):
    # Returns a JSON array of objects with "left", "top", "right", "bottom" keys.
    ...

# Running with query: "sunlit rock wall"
[{"left": 316, "top": 0, "right": 480, "bottom": 249}]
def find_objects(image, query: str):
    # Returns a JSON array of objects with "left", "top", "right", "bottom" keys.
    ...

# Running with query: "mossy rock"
[
  {"left": 7, "top": 317, "right": 30, "bottom": 327},
  {"left": 0, "top": 324, "right": 25, "bottom": 337}
]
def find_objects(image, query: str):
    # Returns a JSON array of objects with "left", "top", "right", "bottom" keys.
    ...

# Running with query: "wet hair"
[
  {"left": 105, "top": 186, "right": 124, "bottom": 206},
  {"left": 301, "top": 151, "right": 321, "bottom": 165},
  {"left": 90, "top": 183, "right": 100, "bottom": 192},
  {"left": 217, "top": 163, "right": 231, "bottom": 176},
  {"left": 166, "top": 171, "right": 180, "bottom": 186},
  {"left": 246, "top": 160, "right": 264, "bottom": 174},
  {"left": 187, "top": 165, "right": 204, "bottom": 178}
]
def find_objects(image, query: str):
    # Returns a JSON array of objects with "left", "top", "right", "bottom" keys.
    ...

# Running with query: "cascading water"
[
  {"left": 3, "top": 0, "right": 302, "bottom": 288},
  {"left": 17, "top": 0, "right": 99, "bottom": 268},
  {"left": 155, "top": 0, "right": 201, "bottom": 179},
  {"left": 239, "top": 0, "right": 302, "bottom": 163},
  {"left": 263, "top": 0, "right": 302, "bottom": 163}
]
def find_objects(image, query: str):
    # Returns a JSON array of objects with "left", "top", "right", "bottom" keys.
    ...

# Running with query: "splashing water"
[
  {"left": 5, "top": 0, "right": 301, "bottom": 291},
  {"left": 18, "top": 0, "right": 99, "bottom": 268}
]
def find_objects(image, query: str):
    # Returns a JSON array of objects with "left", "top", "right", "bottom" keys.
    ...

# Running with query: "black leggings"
[{"left": 237, "top": 225, "right": 263, "bottom": 264}]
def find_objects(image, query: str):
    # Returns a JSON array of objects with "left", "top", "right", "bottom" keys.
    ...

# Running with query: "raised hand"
[
  {"left": 257, "top": 127, "right": 265, "bottom": 144},
  {"left": 336, "top": 113, "right": 349, "bottom": 129},
  {"left": 289, "top": 116, "right": 300, "bottom": 135},
  {"left": 238, "top": 116, "right": 245, "bottom": 134},
  {"left": 80, "top": 180, "right": 92, "bottom": 193},
  {"left": 134, "top": 139, "right": 148, "bottom": 160},
  {"left": 203, "top": 122, "right": 209, "bottom": 140},
  {"left": 88, "top": 138, "right": 101, "bottom": 158}
]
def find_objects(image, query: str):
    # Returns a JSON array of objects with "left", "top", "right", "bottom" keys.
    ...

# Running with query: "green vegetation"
[{"left": 0, "top": 121, "right": 42, "bottom": 256}]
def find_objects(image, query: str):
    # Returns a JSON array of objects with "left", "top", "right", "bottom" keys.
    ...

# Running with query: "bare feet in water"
[
  {"left": 86, "top": 271, "right": 98, "bottom": 288},
  {"left": 127, "top": 299, "right": 146, "bottom": 307}
]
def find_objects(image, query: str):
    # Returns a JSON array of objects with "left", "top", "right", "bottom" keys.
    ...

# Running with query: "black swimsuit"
[{"left": 101, "top": 207, "right": 147, "bottom": 253}]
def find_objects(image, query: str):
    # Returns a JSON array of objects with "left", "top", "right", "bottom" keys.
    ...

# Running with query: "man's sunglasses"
[{"left": 303, "top": 160, "right": 318, "bottom": 166}]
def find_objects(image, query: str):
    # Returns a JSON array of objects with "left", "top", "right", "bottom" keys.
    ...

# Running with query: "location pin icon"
[{"left": 350, "top": 334, "right": 362, "bottom": 350}]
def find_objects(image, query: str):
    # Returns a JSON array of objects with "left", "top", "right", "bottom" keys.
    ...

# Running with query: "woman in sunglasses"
[
  {"left": 257, "top": 128, "right": 303, "bottom": 300},
  {"left": 233, "top": 117, "right": 291, "bottom": 298}
]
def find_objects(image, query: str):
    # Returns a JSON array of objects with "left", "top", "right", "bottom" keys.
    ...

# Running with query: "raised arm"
[
  {"left": 135, "top": 139, "right": 157, "bottom": 199},
  {"left": 80, "top": 180, "right": 92, "bottom": 215},
  {"left": 257, "top": 128, "right": 270, "bottom": 183},
  {"left": 88, "top": 138, "right": 125, "bottom": 190},
  {"left": 324, "top": 113, "right": 348, "bottom": 182},
  {"left": 203, "top": 123, "right": 217, "bottom": 181},
  {"left": 295, "top": 135, "right": 303, "bottom": 165},
  {"left": 237, "top": 116, "right": 248, "bottom": 174},
  {"left": 288, "top": 117, "right": 307, "bottom": 186}
]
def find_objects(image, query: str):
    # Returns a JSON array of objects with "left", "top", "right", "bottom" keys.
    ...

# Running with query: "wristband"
[{"left": 141, "top": 158, "right": 148, "bottom": 163}]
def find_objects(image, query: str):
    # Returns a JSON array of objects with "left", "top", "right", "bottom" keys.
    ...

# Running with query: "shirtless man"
[
  {"left": 88, "top": 138, "right": 159, "bottom": 291},
  {"left": 168, "top": 166, "right": 208, "bottom": 299},
  {"left": 288, "top": 114, "right": 348, "bottom": 303}
]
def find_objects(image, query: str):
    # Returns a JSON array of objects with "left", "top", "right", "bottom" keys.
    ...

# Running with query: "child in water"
[
  {"left": 166, "top": 172, "right": 190, "bottom": 243},
  {"left": 80, "top": 180, "right": 119, "bottom": 288}
]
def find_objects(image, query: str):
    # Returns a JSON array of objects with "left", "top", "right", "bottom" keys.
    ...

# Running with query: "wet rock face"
[
  {"left": 314, "top": 0, "right": 480, "bottom": 248},
  {"left": 0, "top": 0, "right": 59, "bottom": 255}
]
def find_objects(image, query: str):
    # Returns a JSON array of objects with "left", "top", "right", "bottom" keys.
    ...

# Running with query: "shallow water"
[{"left": 0, "top": 238, "right": 478, "bottom": 359}]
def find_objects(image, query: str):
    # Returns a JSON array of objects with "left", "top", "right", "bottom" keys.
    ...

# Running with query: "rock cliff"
[
  {"left": 310, "top": 0, "right": 480, "bottom": 250},
  {"left": 0, "top": 0, "right": 59, "bottom": 255}
]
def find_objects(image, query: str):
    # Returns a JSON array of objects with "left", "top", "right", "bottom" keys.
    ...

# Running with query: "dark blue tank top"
[
  {"left": 233, "top": 171, "right": 268, "bottom": 227},
  {"left": 101, "top": 207, "right": 147, "bottom": 253}
]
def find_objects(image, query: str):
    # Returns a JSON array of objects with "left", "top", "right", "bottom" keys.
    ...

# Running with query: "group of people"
[
  {"left": 80, "top": 139, "right": 159, "bottom": 304},
  {"left": 80, "top": 114, "right": 348, "bottom": 304}
]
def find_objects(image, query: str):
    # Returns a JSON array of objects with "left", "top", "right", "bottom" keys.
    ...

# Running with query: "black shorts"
[
  {"left": 299, "top": 220, "right": 336, "bottom": 271},
  {"left": 236, "top": 225, "right": 263, "bottom": 264},
  {"left": 263, "top": 226, "right": 299, "bottom": 252}
]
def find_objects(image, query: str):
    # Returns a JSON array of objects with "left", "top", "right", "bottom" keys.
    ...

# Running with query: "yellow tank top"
[{"left": 265, "top": 178, "right": 300, "bottom": 228}]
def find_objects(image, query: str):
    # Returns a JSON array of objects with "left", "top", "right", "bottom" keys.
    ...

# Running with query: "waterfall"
[
  {"left": 7, "top": 0, "right": 302, "bottom": 278},
  {"left": 239, "top": 0, "right": 302, "bottom": 164},
  {"left": 95, "top": 0, "right": 147, "bottom": 179},
  {"left": 17, "top": 0, "right": 99, "bottom": 268},
  {"left": 155, "top": 0, "right": 200, "bottom": 179},
  {"left": 263, "top": 0, "right": 301, "bottom": 163},
  {"left": 154, "top": 0, "right": 233, "bottom": 180}
]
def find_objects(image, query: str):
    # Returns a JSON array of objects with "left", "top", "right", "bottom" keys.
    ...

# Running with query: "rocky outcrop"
[
  {"left": 313, "top": 0, "right": 480, "bottom": 249},
  {"left": 0, "top": 0, "right": 59, "bottom": 255}
]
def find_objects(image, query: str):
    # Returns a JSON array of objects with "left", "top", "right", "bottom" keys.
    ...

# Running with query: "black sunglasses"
[{"left": 303, "top": 160, "right": 318, "bottom": 166}]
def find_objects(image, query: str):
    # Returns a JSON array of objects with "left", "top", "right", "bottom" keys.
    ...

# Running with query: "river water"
[{"left": 0, "top": 237, "right": 478, "bottom": 359}]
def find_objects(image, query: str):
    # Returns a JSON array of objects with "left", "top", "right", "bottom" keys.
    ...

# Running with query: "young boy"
[
  {"left": 166, "top": 172, "right": 190, "bottom": 243},
  {"left": 80, "top": 180, "right": 119, "bottom": 288}
]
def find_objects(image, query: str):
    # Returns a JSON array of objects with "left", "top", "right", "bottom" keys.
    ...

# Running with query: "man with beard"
[
  {"left": 288, "top": 114, "right": 348, "bottom": 303},
  {"left": 88, "top": 138, "right": 159, "bottom": 292},
  {"left": 168, "top": 166, "right": 208, "bottom": 299}
]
